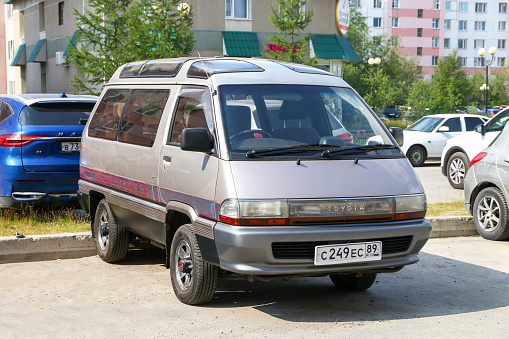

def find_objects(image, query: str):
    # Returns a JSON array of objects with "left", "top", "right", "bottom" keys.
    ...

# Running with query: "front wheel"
[
  {"left": 407, "top": 146, "right": 426, "bottom": 167},
  {"left": 93, "top": 198, "right": 129, "bottom": 263},
  {"left": 473, "top": 187, "right": 509, "bottom": 240},
  {"left": 329, "top": 273, "right": 377, "bottom": 291},
  {"left": 170, "top": 224, "right": 218, "bottom": 305},
  {"left": 447, "top": 152, "right": 469, "bottom": 189}
]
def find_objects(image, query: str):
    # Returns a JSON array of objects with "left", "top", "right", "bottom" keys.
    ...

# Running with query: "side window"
[
  {"left": 88, "top": 89, "right": 130, "bottom": 140},
  {"left": 441, "top": 117, "right": 461, "bottom": 132},
  {"left": 169, "top": 88, "right": 214, "bottom": 145},
  {"left": 0, "top": 102, "right": 14, "bottom": 124},
  {"left": 465, "top": 117, "right": 484, "bottom": 131},
  {"left": 118, "top": 89, "right": 169, "bottom": 147}
]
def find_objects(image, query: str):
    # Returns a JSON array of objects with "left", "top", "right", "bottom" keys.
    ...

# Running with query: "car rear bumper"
[{"left": 213, "top": 219, "right": 431, "bottom": 276}]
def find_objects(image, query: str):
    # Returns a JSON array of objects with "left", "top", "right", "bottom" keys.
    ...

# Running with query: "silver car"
[{"left": 464, "top": 123, "right": 509, "bottom": 240}]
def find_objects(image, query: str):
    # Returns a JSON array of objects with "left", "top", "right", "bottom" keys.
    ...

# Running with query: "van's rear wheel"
[
  {"left": 94, "top": 198, "right": 129, "bottom": 263},
  {"left": 329, "top": 273, "right": 377, "bottom": 291},
  {"left": 170, "top": 224, "right": 218, "bottom": 305}
]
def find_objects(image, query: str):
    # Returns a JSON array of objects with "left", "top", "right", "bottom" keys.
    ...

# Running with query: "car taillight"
[
  {"left": 0, "top": 134, "right": 47, "bottom": 147},
  {"left": 469, "top": 152, "right": 487, "bottom": 168},
  {"left": 337, "top": 132, "right": 353, "bottom": 143}
]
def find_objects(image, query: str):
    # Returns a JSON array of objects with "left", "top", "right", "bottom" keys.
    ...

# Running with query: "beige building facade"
[{"left": 4, "top": 0, "right": 359, "bottom": 94}]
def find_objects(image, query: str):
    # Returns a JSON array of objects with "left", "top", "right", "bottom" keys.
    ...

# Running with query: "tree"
[
  {"left": 265, "top": 0, "right": 316, "bottom": 66},
  {"left": 67, "top": 0, "right": 194, "bottom": 95}
]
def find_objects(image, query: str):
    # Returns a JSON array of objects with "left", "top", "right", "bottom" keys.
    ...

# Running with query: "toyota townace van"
[{"left": 78, "top": 57, "right": 431, "bottom": 305}]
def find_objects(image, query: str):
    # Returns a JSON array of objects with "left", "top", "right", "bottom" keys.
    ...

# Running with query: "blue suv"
[{"left": 0, "top": 94, "right": 97, "bottom": 208}]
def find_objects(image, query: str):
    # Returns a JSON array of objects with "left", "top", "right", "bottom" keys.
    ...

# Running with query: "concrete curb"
[{"left": 0, "top": 217, "right": 478, "bottom": 264}]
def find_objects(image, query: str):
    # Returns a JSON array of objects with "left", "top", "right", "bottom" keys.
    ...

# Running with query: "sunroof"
[
  {"left": 275, "top": 61, "right": 334, "bottom": 76},
  {"left": 120, "top": 61, "right": 146, "bottom": 78},
  {"left": 187, "top": 60, "right": 264, "bottom": 79},
  {"left": 119, "top": 60, "right": 184, "bottom": 78}
]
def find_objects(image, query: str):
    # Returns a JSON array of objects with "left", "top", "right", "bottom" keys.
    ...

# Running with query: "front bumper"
[{"left": 214, "top": 219, "right": 431, "bottom": 275}]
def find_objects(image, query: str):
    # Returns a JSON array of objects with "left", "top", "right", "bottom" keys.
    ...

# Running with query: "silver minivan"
[{"left": 78, "top": 58, "right": 431, "bottom": 305}]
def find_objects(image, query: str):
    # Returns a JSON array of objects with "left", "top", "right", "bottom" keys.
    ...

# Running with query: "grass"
[
  {"left": 0, "top": 206, "right": 90, "bottom": 237},
  {"left": 382, "top": 118, "right": 414, "bottom": 130},
  {"left": 0, "top": 201, "right": 467, "bottom": 237}
]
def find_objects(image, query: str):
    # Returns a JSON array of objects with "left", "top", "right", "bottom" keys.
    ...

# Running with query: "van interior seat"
[
  {"left": 271, "top": 100, "right": 320, "bottom": 144},
  {"left": 185, "top": 109, "right": 208, "bottom": 129},
  {"left": 224, "top": 105, "right": 252, "bottom": 137}
]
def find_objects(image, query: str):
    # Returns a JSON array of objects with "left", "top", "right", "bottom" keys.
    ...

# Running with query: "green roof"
[
  {"left": 222, "top": 31, "right": 262, "bottom": 57},
  {"left": 310, "top": 34, "right": 360, "bottom": 62},
  {"left": 27, "top": 39, "right": 46, "bottom": 63},
  {"left": 3, "top": 0, "right": 15, "bottom": 4},
  {"left": 63, "top": 30, "right": 82, "bottom": 58},
  {"left": 10, "top": 44, "right": 26, "bottom": 67}
]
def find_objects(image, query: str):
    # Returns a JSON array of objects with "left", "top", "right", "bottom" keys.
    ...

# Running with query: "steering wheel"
[{"left": 230, "top": 129, "right": 272, "bottom": 143}]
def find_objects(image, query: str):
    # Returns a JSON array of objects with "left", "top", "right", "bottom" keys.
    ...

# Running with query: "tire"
[
  {"left": 170, "top": 224, "right": 218, "bottom": 305},
  {"left": 93, "top": 198, "right": 129, "bottom": 262},
  {"left": 473, "top": 188, "right": 509, "bottom": 240},
  {"left": 329, "top": 273, "right": 377, "bottom": 292},
  {"left": 447, "top": 152, "right": 469, "bottom": 189},
  {"left": 407, "top": 146, "right": 426, "bottom": 167}
]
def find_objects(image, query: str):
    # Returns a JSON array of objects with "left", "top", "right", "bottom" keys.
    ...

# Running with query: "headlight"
[
  {"left": 395, "top": 194, "right": 427, "bottom": 220},
  {"left": 219, "top": 199, "right": 288, "bottom": 226}
]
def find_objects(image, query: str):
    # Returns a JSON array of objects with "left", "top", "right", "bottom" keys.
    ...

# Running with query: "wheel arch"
[
  {"left": 88, "top": 190, "right": 106, "bottom": 237},
  {"left": 468, "top": 182, "right": 501, "bottom": 213},
  {"left": 443, "top": 146, "right": 468, "bottom": 167}
]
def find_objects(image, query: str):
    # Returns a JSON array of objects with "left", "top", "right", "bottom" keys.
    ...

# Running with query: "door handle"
[{"left": 163, "top": 155, "right": 172, "bottom": 162}]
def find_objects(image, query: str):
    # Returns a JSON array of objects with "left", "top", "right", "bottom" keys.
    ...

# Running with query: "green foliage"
[
  {"left": 67, "top": 0, "right": 194, "bottom": 95},
  {"left": 265, "top": 0, "right": 316, "bottom": 66}
]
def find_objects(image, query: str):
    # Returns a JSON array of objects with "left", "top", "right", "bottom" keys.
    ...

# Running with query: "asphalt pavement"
[{"left": 413, "top": 161, "right": 464, "bottom": 204}]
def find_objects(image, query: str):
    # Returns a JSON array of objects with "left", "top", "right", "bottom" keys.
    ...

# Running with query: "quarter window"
[
  {"left": 0, "top": 102, "right": 14, "bottom": 125},
  {"left": 88, "top": 89, "right": 130, "bottom": 140},
  {"left": 118, "top": 90, "right": 169, "bottom": 147}
]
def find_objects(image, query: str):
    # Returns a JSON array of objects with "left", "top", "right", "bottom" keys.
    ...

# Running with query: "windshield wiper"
[
  {"left": 246, "top": 143, "right": 337, "bottom": 158},
  {"left": 321, "top": 144, "right": 398, "bottom": 157}
]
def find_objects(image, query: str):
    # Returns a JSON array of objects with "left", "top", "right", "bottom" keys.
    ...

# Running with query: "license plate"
[
  {"left": 314, "top": 241, "right": 382, "bottom": 265},
  {"left": 61, "top": 142, "right": 81, "bottom": 153}
]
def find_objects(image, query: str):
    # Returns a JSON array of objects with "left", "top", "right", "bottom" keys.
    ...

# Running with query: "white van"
[{"left": 78, "top": 58, "right": 431, "bottom": 305}]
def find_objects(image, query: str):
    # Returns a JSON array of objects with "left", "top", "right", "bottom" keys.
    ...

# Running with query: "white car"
[
  {"left": 441, "top": 107, "right": 509, "bottom": 189},
  {"left": 401, "top": 114, "right": 488, "bottom": 167}
]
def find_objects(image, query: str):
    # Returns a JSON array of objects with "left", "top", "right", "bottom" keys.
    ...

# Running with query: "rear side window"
[
  {"left": 441, "top": 117, "right": 461, "bottom": 132},
  {"left": 118, "top": 89, "right": 169, "bottom": 147},
  {"left": 465, "top": 117, "right": 485, "bottom": 131},
  {"left": 0, "top": 102, "right": 14, "bottom": 124},
  {"left": 88, "top": 89, "right": 130, "bottom": 140},
  {"left": 19, "top": 102, "right": 94, "bottom": 126}
]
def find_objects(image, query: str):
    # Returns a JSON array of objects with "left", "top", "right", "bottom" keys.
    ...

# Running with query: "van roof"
[{"left": 107, "top": 57, "right": 351, "bottom": 88}]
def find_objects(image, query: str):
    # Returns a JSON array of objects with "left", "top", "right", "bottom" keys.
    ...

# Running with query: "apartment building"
[
  {"left": 3, "top": 0, "right": 359, "bottom": 94},
  {"left": 352, "top": 0, "right": 509, "bottom": 75}
]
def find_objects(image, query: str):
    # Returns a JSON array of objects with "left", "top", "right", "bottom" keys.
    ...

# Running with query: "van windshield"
[{"left": 219, "top": 85, "right": 400, "bottom": 160}]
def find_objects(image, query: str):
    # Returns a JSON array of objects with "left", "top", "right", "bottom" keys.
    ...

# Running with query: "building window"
[
  {"left": 499, "top": 2, "right": 507, "bottom": 13},
  {"left": 417, "top": 28, "right": 422, "bottom": 37},
  {"left": 445, "top": 1, "right": 451, "bottom": 11},
  {"left": 7, "top": 40, "right": 14, "bottom": 60},
  {"left": 498, "top": 57, "right": 506, "bottom": 67},
  {"left": 475, "top": 3, "right": 487, "bottom": 13},
  {"left": 350, "top": 0, "right": 360, "bottom": 7},
  {"left": 432, "top": 37, "right": 439, "bottom": 48},
  {"left": 58, "top": 2, "right": 64, "bottom": 26},
  {"left": 392, "top": 0, "right": 400, "bottom": 8},
  {"left": 417, "top": 9, "right": 423, "bottom": 18},
  {"left": 226, "top": 0, "right": 249, "bottom": 19},
  {"left": 392, "top": 18, "right": 399, "bottom": 28},
  {"left": 460, "top": 57, "right": 467, "bottom": 66},
  {"left": 459, "top": 20, "right": 467, "bottom": 31},
  {"left": 6, "top": 4, "right": 13, "bottom": 19},
  {"left": 499, "top": 21, "right": 507, "bottom": 31},
  {"left": 458, "top": 39, "right": 467, "bottom": 49},
  {"left": 374, "top": 0, "right": 381, "bottom": 8},
  {"left": 432, "top": 56, "right": 439, "bottom": 66},
  {"left": 474, "top": 21, "right": 486, "bottom": 31},
  {"left": 474, "top": 57, "right": 483, "bottom": 67},
  {"left": 8, "top": 81, "right": 15, "bottom": 95},
  {"left": 474, "top": 39, "right": 485, "bottom": 49},
  {"left": 373, "top": 36, "right": 382, "bottom": 46},
  {"left": 498, "top": 39, "right": 506, "bottom": 49},
  {"left": 434, "top": 0, "right": 440, "bottom": 10},
  {"left": 417, "top": 47, "right": 422, "bottom": 56},
  {"left": 373, "top": 17, "right": 382, "bottom": 27},
  {"left": 444, "top": 38, "right": 450, "bottom": 49},
  {"left": 444, "top": 19, "right": 451, "bottom": 30},
  {"left": 432, "top": 19, "right": 439, "bottom": 29},
  {"left": 458, "top": 2, "right": 468, "bottom": 12}
]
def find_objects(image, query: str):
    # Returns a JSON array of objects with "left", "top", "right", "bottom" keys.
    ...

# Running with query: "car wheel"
[
  {"left": 447, "top": 152, "right": 469, "bottom": 189},
  {"left": 94, "top": 198, "right": 129, "bottom": 262},
  {"left": 473, "top": 187, "right": 509, "bottom": 241},
  {"left": 407, "top": 146, "right": 426, "bottom": 167},
  {"left": 170, "top": 224, "right": 218, "bottom": 305},
  {"left": 329, "top": 273, "right": 377, "bottom": 291}
]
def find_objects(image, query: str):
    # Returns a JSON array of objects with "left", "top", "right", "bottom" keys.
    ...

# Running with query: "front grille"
[{"left": 271, "top": 236, "right": 413, "bottom": 260}]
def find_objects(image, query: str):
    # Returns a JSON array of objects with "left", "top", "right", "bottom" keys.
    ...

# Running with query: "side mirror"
[
  {"left": 389, "top": 127, "right": 404, "bottom": 146},
  {"left": 475, "top": 124, "right": 485, "bottom": 135},
  {"left": 180, "top": 128, "right": 214, "bottom": 152},
  {"left": 438, "top": 126, "right": 450, "bottom": 132}
]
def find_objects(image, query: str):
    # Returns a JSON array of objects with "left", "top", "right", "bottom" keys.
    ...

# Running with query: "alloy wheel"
[{"left": 476, "top": 196, "right": 501, "bottom": 232}]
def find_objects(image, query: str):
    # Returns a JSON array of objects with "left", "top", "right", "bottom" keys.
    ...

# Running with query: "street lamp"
[
  {"left": 477, "top": 47, "right": 497, "bottom": 116},
  {"left": 368, "top": 57, "right": 381, "bottom": 109}
]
